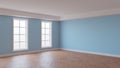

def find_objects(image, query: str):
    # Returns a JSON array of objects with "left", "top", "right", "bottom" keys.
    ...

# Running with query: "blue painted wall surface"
[
  {"left": 28, "top": 18, "right": 41, "bottom": 51},
  {"left": 0, "top": 15, "right": 60, "bottom": 55},
  {"left": 61, "top": 15, "right": 120, "bottom": 55},
  {"left": 1, "top": 14, "right": 120, "bottom": 56},
  {"left": 52, "top": 21, "right": 60, "bottom": 48},
  {"left": 0, "top": 16, "right": 13, "bottom": 54}
]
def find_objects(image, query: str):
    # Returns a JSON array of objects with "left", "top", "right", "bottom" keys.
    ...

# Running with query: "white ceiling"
[{"left": 0, "top": 0, "right": 120, "bottom": 20}]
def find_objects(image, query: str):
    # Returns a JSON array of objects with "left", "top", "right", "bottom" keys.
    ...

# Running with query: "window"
[
  {"left": 13, "top": 18, "right": 28, "bottom": 51},
  {"left": 41, "top": 21, "right": 52, "bottom": 48}
]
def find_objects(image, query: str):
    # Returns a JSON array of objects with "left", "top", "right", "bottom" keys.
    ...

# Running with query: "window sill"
[
  {"left": 41, "top": 47, "right": 52, "bottom": 49},
  {"left": 13, "top": 49, "right": 28, "bottom": 52}
]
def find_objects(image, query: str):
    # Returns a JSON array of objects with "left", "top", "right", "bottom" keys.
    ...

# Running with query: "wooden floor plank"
[{"left": 0, "top": 50, "right": 120, "bottom": 68}]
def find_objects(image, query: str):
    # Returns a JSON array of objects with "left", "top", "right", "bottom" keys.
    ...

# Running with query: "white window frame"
[
  {"left": 41, "top": 21, "right": 52, "bottom": 48},
  {"left": 13, "top": 18, "right": 28, "bottom": 51}
]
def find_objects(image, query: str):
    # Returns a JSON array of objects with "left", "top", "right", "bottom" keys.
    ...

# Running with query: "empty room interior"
[{"left": 0, "top": 0, "right": 120, "bottom": 68}]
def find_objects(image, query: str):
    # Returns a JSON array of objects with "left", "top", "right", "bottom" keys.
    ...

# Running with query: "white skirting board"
[
  {"left": 61, "top": 48, "right": 120, "bottom": 58},
  {"left": 0, "top": 48, "right": 60, "bottom": 58}
]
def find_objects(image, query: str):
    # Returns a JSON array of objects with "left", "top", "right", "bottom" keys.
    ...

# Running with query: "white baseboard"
[
  {"left": 61, "top": 48, "right": 120, "bottom": 58},
  {"left": 0, "top": 48, "right": 60, "bottom": 58}
]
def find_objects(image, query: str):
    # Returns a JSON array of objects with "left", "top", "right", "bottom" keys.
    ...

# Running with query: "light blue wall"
[
  {"left": 0, "top": 16, "right": 13, "bottom": 54},
  {"left": 52, "top": 21, "right": 60, "bottom": 48},
  {"left": 61, "top": 15, "right": 120, "bottom": 55},
  {"left": 0, "top": 15, "right": 60, "bottom": 55},
  {"left": 1, "top": 14, "right": 120, "bottom": 56},
  {"left": 28, "top": 18, "right": 41, "bottom": 51}
]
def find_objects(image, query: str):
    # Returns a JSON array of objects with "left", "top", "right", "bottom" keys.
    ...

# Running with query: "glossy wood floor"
[{"left": 0, "top": 50, "right": 120, "bottom": 68}]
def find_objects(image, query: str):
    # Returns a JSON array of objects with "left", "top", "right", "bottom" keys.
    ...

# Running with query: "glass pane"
[
  {"left": 20, "top": 42, "right": 26, "bottom": 49},
  {"left": 14, "top": 35, "right": 19, "bottom": 41},
  {"left": 46, "top": 23, "right": 50, "bottom": 28},
  {"left": 42, "top": 35, "right": 46, "bottom": 40},
  {"left": 42, "top": 23, "right": 46, "bottom": 28},
  {"left": 14, "top": 19, "right": 19, "bottom": 27},
  {"left": 46, "top": 41, "right": 51, "bottom": 47},
  {"left": 14, "top": 43, "right": 19, "bottom": 50},
  {"left": 42, "top": 29, "right": 46, "bottom": 34},
  {"left": 46, "top": 35, "right": 50, "bottom": 40},
  {"left": 20, "top": 45, "right": 26, "bottom": 49},
  {"left": 14, "top": 28, "right": 19, "bottom": 34},
  {"left": 46, "top": 29, "right": 50, "bottom": 35},
  {"left": 20, "top": 20, "right": 26, "bottom": 27},
  {"left": 20, "top": 42, "right": 25, "bottom": 46},
  {"left": 20, "top": 35, "right": 26, "bottom": 41},
  {"left": 20, "top": 28, "right": 26, "bottom": 34},
  {"left": 42, "top": 41, "right": 46, "bottom": 48}
]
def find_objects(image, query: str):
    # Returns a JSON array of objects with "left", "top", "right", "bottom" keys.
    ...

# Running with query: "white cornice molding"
[
  {"left": 61, "top": 8, "right": 120, "bottom": 20},
  {"left": 0, "top": 8, "right": 61, "bottom": 21},
  {"left": 1, "top": 8, "right": 120, "bottom": 21}
]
